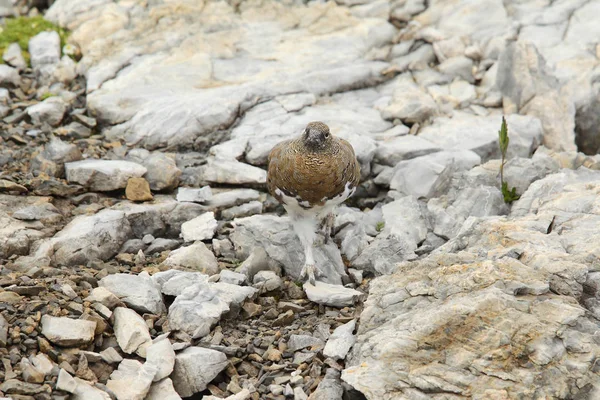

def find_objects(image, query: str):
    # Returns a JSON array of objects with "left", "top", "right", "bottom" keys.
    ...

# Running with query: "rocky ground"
[{"left": 1, "top": 0, "right": 600, "bottom": 399}]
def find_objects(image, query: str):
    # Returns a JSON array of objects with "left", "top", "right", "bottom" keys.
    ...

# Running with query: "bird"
[{"left": 267, "top": 121, "right": 361, "bottom": 285}]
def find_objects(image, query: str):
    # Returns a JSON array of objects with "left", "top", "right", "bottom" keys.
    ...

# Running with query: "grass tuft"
[{"left": 0, "top": 16, "right": 69, "bottom": 65}]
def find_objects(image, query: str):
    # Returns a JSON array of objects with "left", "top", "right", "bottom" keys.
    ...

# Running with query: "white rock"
[
  {"left": 381, "top": 196, "right": 429, "bottom": 252},
  {"left": 303, "top": 282, "right": 364, "bottom": 307},
  {"left": 56, "top": 368, "right": 78, "bottom": 393},
  {"left": 379, "top": 74, "right": 438, "bottom": 124},
  {"left": 153, "top": 270, "right": 209, "bottom": 297},
  {"left": 100, "top": 347, "right": 123, "bottom": 364},
  {"left": 29, "top": 31, "right": 61, "bottom": 68},
  {"left": 85, "top": 287, "right": 122, "bottom": 309},
  {"left": 140, "top": 152, "right": 182, "bottom": 191},
  {"left": 418, "top": 111, "right": 543, "bottom": 162},
  {"left": 112, "top": 307, "right": 152, "bottom": 357},
  {"left": 146, "top": 337, "right": 176, "bottom": 382},
  {"left": 53, "top": 55, "right": 78, "bottom": 84},
  {"left": 323, "top": 320, "right": 357, "bottom": 360},
  {"left": 162, "top": 241, "right": 219, "bottom": 275},
  {"left": 176, "top": 186, "right": 213, "bottom": 203},
  {"left": 438, "top": 56, "right": 474, "bottom": 83},
  {"left": 308, "top": 369, "right": 344, "bottom": 400},
  {"left": 167, "top": 277, "right": 257, "bottom": 338},
  {"left": 99, "top": 272, "right": 165, "bottom": 314},
  {"left": 253, "top": 270, "right": 283, "bottom": 292},
  {"left": 275, "top": 92, "right": 316, "bottom": 112},
  {"left": 180, "top": 212, "right": 218, "bottom": 242},
  {"left": 65, "top": 159, "right": 147, "bottom": 191},
  {"left": 433, "top": 36, "right": 466, "bottom": 62},
  {"left": 207, "top": 189, "right": 262, "bottom": 210},
  {"left": 219, "top": 269, "right": 247, "bottom": 285},
  {"left": 146, "top": 378, "right": 182, "bottom": 400},
  {"left": 171, "top": 347, "right": 228, "bottom": 397},
  {"left": 374, "top": 135, "right": 440, "bottom": 166},
  {"left": 41, "top": 315, "right": 96, "bottom": 346},
  {"left": 72, "top": 378, "right": 112, "bottom": 400},
  {"left": 0, "top": 64, "right": 20, "bottom": 87},
  {"left": 30, "top": 354, "right": 54, "bottom": 376},
  {"left": 27, "top": 209, "right": 133, "bottom": 266},
  {"left": 387, "top": 150, "right": 482, "bottom": 198},
  {"left": 107, "top": 359, "right": 157, "bottom": 400},
  {"left": 56, "top": 370, "right": 112, "bottom": 400},
  {"left": 221, "top": 201, "right": 263, "bottom": 221},
  {"left": 0, "top": 0, "right": 13, "bottom": 17},
  {"left": 496, "top": 40, "right": 576, "bottom": 152},
  {"left": 199, "top": 158, "right": 267, "bottom": 185},
  {"left": 235, "top": 246, "right": 282, "bottom": 280},
  {"left": 287, "top": 334, "right": 325, "bottom": 352},
  {"left": 27, "top": 97, "right": 67, "bottom": 126}
]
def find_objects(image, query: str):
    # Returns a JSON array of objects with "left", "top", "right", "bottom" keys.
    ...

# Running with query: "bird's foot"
[{"left": 300, "top": 263, "right": 323, "bottom": 285}]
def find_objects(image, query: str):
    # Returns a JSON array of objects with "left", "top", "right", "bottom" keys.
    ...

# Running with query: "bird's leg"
[
  {"left": 291, "top": 216, "right": 322, "bottom": 285},
  {"left": 322, "top": 212, "right": 334, "bottom": 244},
  {"left": 299, "top": 242, "right": 320, "bottom": 285}
]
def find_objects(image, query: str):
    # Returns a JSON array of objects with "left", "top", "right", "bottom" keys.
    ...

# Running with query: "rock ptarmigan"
[{"left": 267, "top": 121, "right": 360, "bottom": 285}]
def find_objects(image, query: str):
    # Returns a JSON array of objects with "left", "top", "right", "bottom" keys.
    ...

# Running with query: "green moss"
[
  {"left": 40, "top": 92, "right": 54, "bottom": 100},
  {"left": 376, "top": 221, "right": 385, "bottom": 232},
  {"left": 0, "top": 16, "right": 69, "bottom": 65}
]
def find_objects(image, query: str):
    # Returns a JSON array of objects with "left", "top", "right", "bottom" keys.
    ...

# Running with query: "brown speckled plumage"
[
  {"left": 267, "top": 122, "right": 360, "bottom": 207},
  {"left": 266, "top": 121, "right": 360, "bottom": 285}
]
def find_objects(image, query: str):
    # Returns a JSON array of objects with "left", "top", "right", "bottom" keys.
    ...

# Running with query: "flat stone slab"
[
  {"left": 65, "top": 159, "right": 147, "bottom": 191},
  {"left": 303, "top": 282, "right": 364, "bottom": 307},
  {"left": 41, "top": 316, "right": 96, "bottom": 347}
]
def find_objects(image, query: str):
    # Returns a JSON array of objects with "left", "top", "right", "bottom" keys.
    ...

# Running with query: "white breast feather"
[{"left": 276, "top": 182, "right": 355, "bottom": 220}]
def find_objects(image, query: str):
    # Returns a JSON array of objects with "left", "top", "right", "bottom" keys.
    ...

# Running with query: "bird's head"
[{"left": 301, "top": 121, "right": 332, "bottom": 151}]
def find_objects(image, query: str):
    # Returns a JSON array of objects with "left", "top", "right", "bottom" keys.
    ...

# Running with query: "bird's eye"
[{"left": 325, "top": 132, "right": 330, "bottom": 138}]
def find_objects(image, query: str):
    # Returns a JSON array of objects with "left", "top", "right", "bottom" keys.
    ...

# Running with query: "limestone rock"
[
  {"left": 323, "top": 320, "right": 356, "bottom": 360},
  {"left": 180, "top": 212, "right": 218, "bottom": 242},
  {"left": 343, "top": 169, "right": 600, "bottom": 399},
  {"left": 176, "top": 186, "right": 212, "bottom": 204},
  {"left": 166, "top": 272, "right": 256, "bottom": 338},
  {"left": 112, "top": 307, "right": 152, "bottom": 356},
  {"left": 303, "top": 282, "right": 364, "bottom": 307},
  {"left": 65, "top": 159, "right": 147, "bottom": 191},
  {"left": 29, "top": 31, "right": 60, "bottom": 69},
  {"left": 30, "top": 136, "right": 82, "bottom": 178},
  {"left": 27, "top": 97, "right": 68, "bottom": 126},
  {"left": 3, "top": 42, "right": 26, "bottom": 70},
  {"left": 198, "top": 158, "right": 267, "bottom": 186},
  {"left": 146, "top": 337, "right": 176, "bottom": 382},
  {"left": 0, "top": 64, "right": 20, "bottom": 87},
  {"left": 146, "top": 378, "right": 182, "bottom": 400},
  {"left": 41, "top": 316, "right": 96, "bottom": 346},
  {"left": 106, "top": 359, "right": 157, "bottom": 400},
  {"left": 374, "top": 135, "right": 440, "bottom": 167},
  {"left": 171, "top": 347, "right": 228, "bottom": 397},
  {"left": 99, "top": 272, "right": 165, "bottom": 314},
  {"left": 141, "top": 153, "right": 182, "bottom": 191}
]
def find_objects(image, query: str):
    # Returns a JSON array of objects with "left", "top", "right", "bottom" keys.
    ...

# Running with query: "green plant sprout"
[
  {"left": 40, "top": 92, "right": 55, "bottom": 100},
  {"left": 376, "top": 221, "right": 385, "bottom": 232},
  {"left": 498, "top": 116, "right": 520, "bottom": 204}
]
